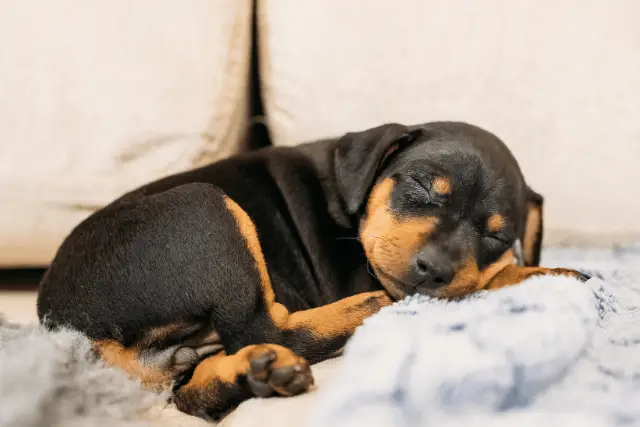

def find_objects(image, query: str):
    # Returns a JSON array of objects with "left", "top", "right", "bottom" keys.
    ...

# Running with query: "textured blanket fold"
[
  {"left": 309, "top": 247, "right": 640, "bottom": 427},
  {"left": 0, "top": 321, "right": 165, "bottom": 427}
]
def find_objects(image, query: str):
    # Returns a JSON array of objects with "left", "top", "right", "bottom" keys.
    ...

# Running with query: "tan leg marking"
[
  {"left": 224, "top": 196, "right": 286, "bottom": 324},
  {"left": 224, "top": 197, "right": 274, "bottom": 302},
  {"left": 174, "top": 344, "right": 313, "bottom": 415},
  {"left": 433, "top": 249, "right": 586, "bottom": 298},
  {"left": 225, "top": 195, "right": 392, "bottom": 335},
  {"left": 93, "top": 340, "right": 173, "bottom": 390},
  {"left": 435, "top": 250, "right": 515, "bottom": 298},
  {"left": 284, "top": 291, "right": 392, "bottom": 338},
  {"left": 486, "top": 265, "right": 587, "bottom": 290},
  {"left": 185, "top": 344, "right": 308, "bottom": 390}
]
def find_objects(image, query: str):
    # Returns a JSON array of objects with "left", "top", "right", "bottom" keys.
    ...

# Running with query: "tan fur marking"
[
  {"left": 432, "top": 177, "right": 452, "bottom": 195},
  {"left": 226, "top": 195, "right": 392, "bottom": 337},
  {"left": 224, "top": 197, "right": 274, "bottom": 303},
  {"left": 225, "top": 196, "right": 294, "bottom": 330},
  {"left": 478, "top": 249, "right": 516, "bottom": 287},
  {"left": 364, "top": 177, "right": 396, "bottom": 218},
  {"left": 174, "top": 344, "right": 313, "bottom": 415},
  {"left": 486, "top": 265, "right": 585, "bottom": 290},
  {"left": 286, "top": 291, "right": 392, "bottom": 338},
  {"left": 255, "top": 344, "right": 301, "bottom": 369},
  {"left": 187, "top": 349, "right": 249, "bottom": 386},
  {"left": 435, "top": 250, "right": 515, "bottom": 298},
  {"left": 487, "top": 213, "right": 506, "bottom": 233},
  {"left": 269, "top": 303, "right": 290, "bottom": 328},
  {"left": 485, "top": 265, "right": 540, "bottom": 290},
  {"left": 435, "top": 258, "right": 481, "bottom": 298},
  {"left": 92, "top": 340, "right": 172, "bottom": 389},
  {"left": 523, "top": 202, "right": 542, "bottom": 265},
  {"left": 184, "top": 344, "right": 305, "bottom": 388},
  {"left": 360, "top": 178, "right": 438, "bottom": 298},
  {"left": 138, "top": 321, "right": 196, "bottom": 348}
]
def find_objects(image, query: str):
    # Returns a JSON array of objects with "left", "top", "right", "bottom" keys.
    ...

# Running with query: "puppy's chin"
[
  {"left": 380, "top": 280, "right": 407, "bottom": 301},
  {"left": 369, "top": 265, "right": 408, "bottom": 301},
  {"left": 429, "top": 283, "right": 480, "bottom": 299},
  {"left": 375, "top": 268, "right": 479, "bottom": 300}
]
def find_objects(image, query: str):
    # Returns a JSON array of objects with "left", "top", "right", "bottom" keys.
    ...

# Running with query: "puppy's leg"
[
  {"left": 224, "top": 196, "right": 393, "bottom": 363},
  {"left": 170, "top": 293, "right": 391, "bottom": 418},
  {"left": 485, "top": 264, "right": 590, "bottom": 290},
  {"left": 174, "top": 344, "right": 313, "bottom": 417},
  {"left": 276, "top": 291, "right": 392, "bottom": 361},
  {"left": 154, "top": 194, "right": 392, "bottom": 418},
  {"left": 93, "top": 338, "right": 200, "bottom": 391}
]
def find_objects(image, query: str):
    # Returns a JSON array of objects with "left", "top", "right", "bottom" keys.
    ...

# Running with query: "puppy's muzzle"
[{"left": 408, "top": 246, "right": 454, "bottom": 291}]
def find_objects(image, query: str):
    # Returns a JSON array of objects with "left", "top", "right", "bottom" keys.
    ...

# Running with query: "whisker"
[
  {"left": 335, "top": 236, "right": 361, "bottom": 242},
  {"left": 366, "top": 262, "right": 378, "bottom": 280}
]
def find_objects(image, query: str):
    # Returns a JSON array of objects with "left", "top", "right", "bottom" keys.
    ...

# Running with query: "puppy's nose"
[{"left": 412, "top": 249, "right": 454, "bottom": 289}]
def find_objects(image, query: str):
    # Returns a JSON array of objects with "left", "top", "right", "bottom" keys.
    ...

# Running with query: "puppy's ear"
[
  {"left": 334, "top": 123, "right": 420, "bottom": 215},
  {"left": 521, "top": 188, "right": 544, "bottom": 266}
]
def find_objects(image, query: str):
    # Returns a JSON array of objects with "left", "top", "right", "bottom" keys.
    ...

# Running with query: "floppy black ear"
[
  {"left": 334, "top": 123, "right": 420, "bottom": 215},
  {"left": 521, "top": 188, "right": 544, "bottom": 266}
]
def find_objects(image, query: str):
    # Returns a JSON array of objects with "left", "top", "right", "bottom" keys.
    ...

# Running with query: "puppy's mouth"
[
  {"left": 369, "top": 263, "right": 437, "bottom": 300},
  {"left": 370, "top": 262, "right": 482, "bottom": 300}
]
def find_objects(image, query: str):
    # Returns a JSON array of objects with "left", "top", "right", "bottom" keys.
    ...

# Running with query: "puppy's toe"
[
  {"left": 575, "top": 271, "right": 592, "bottom": 282},
  {"left": 247, "top": 345, "right": 314, "bottom": 398},
  {"left": 550, "top": 268, "right": 592, "bottom": 282}
]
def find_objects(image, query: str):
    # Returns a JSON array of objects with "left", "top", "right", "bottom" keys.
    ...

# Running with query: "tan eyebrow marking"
[
  {"left": 432, "top": 177, "right": 451, "bottom": 195},
  {"left": 487, "top": 213, "right": 506, "bottom": 233}
]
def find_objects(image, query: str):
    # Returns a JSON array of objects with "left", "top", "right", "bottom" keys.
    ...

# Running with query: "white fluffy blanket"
[
  {"left": 309, "top": 247, "right": 640, "bottom": 427},
  {"left": 0, "top": 321, "right": 166, "bottom": 427}
]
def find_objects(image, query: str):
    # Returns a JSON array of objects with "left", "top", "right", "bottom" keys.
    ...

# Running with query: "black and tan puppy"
[{"left": 37, "top": 122, "right": 587, "bottom": 418}]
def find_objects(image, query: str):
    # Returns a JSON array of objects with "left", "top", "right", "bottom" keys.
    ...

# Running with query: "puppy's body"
[
  {"left": 37, "top": 122, "right": 586, "bottom": 418},
  {"left": 38, "top": 140, "right": 376, "bottom": 345}
]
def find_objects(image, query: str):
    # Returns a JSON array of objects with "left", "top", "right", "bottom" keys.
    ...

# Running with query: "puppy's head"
[{"left": 334, "top": 122, "right": 543, "bottom": 300}]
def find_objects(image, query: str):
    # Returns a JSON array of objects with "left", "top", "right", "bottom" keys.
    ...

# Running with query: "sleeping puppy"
[{"left": 37, "top": 121, "right": 588, "bottom": 419}]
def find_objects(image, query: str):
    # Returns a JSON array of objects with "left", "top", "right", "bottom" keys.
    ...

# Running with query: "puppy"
[{"left": 37, "top": 122, "right": 587, "bottom": 418}]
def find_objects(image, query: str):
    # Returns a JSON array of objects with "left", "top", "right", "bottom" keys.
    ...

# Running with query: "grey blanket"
[
  {"left": 0, "top": 320, "right": 166, "bottom": 427},
  {"left": 308, "top": 246, "right": 640, "bottom": 426}
]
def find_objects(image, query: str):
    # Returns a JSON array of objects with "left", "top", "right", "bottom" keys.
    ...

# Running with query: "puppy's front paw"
[
  {"left": 549, "top": 268, "right": 591, "bottom": 282},
  {"left": 246, "top": 344, "right": 314, "bottom": 398}
]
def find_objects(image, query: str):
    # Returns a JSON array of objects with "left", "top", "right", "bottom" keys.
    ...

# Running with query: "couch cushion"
[
  {"left": 0, "top": 0, "right": 252, "bottom": 266},
  {"left": 257, "top": 0, "right": 640, "bottom": 242}
]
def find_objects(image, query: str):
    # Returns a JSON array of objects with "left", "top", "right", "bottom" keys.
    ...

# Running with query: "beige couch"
[
  {"left": 0, "top": 0, "right": 253, "bottom": 266},
  {"left": 1, "top": 0, "right": 639, "bottom": 267}
]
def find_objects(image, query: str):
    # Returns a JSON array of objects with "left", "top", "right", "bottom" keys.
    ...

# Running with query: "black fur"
[{"left": 37, "top": 121, "right": 548, "bottom": 413}]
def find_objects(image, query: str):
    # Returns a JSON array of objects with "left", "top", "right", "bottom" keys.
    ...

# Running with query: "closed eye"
[
  {"left": 409, "top": 177, "right": 439, "bottom": 206},
  {"left": 483, "top": 234, "right": 511, "bottom": 251}
]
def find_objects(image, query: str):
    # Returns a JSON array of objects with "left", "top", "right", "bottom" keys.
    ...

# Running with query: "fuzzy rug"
[
  {"left": 0, "top": 320, "right": 167, "bottom": 427},
  {"left": 308, "top": 245, "right": 640, "bottom": 427}
]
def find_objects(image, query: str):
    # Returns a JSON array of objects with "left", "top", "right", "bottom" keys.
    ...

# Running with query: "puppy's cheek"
[
  {"left": 436, "top": 258, "right": 481, "bottom": 298},
  {"left": 360, "top": 218, "right": 406, "bottom": 301},
  {"left": 443, "top": 251, "right": 515, "bottom": 298},
  {"left": 359, "top": 209, "right": 393, "bottom": 265},
  {"left": 477, "top": 250, "right": 516, "bottom": 287},
  {"left": 375, "top": 273, "right": 406, "bottom": 301}
]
